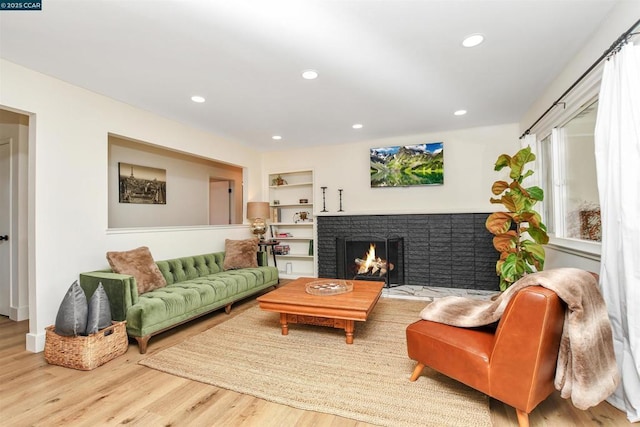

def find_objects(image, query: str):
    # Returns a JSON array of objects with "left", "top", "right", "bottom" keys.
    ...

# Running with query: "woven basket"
[{"left": 44, "top": 321, "right": 128, "bottom": 370}]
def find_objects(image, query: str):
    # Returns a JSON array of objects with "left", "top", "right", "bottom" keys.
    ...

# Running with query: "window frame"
[{"left": 527, "top": 69, "right": 603, "bottom": 259}]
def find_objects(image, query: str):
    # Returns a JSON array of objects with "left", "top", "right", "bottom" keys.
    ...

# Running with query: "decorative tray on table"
[{"left": 305, "top": 279, "right": 353, "bottom": 296}]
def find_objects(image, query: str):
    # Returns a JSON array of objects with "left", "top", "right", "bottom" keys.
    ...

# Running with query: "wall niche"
[{"left": 108, "top": 134, "right": 244, "bottom": 228}]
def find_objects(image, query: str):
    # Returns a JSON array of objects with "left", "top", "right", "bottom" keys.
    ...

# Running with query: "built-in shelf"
[
  {"left": 268, "top": 170, "right": 316, "bottom": 278},
  {"left": 271, "top": 203, "right": 313, "bottom": 208},
  {"left": 271, "top": 237, "right": 313, "bottom": 241},
  {"left": 269, "top": 182, "right": 313, "bottom": 189},
  {"left": 275, "top": 254, "right": 314, "bottom": 259}
]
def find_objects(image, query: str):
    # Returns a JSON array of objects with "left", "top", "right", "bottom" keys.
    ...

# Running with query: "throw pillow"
[
  {"left": 85, "top": 283, "right": 112, "bottom": 335},
  {"left": 54, "top": 280, "right": 88, "bottom": 337},
  {"left": 106, "top": 246, "right": 167, "bottom": 294},
  {"left": 223, "top": 238, "right": 259, "bottom": 270}
]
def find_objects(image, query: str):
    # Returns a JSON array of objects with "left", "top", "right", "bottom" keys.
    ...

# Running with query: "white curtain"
[{"left": 594, "top": 42, "right": 640, "bottom": 422}]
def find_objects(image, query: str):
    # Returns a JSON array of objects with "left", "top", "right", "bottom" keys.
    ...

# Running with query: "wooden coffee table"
[{"left": 257, "top": 277, "right": 384, "bottom": 344}]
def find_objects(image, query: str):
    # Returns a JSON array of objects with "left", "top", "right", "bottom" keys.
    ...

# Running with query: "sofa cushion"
[
  {"left": 107, "top": 246, "right": 167, "bottom": 294},
  {"left": 55, "top": 280, "right": 88, "bottom": 337},
  {"left": 157, "top": 253, "right": 222, "bottom": 285},
  {"left": 223, "top": 238, "right": 259, "bottom": 270},
  {"left": 86, "top": 283, "right": 112, "bottom": 335}
]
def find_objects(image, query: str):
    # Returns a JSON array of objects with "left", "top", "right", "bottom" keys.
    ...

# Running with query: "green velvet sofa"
[{"left": 79, "top": 251, "right": 278, "bottom": 353}]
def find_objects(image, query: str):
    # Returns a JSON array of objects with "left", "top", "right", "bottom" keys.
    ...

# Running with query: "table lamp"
[{"left": 247, "top": 201, "right": 270, "bottom": 241}]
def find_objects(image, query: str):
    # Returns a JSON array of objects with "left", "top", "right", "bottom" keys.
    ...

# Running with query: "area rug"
[{"left": 139, "top": 298, "right": 491, "bottom": 427}]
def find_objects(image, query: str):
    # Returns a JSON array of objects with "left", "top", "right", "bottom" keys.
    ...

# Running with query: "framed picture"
[
  {"left": 370, "top": 142, "right": 443, "bottom": 187},
  {"left": 118, "top": 162, "right": 166, "bottom": 204}
]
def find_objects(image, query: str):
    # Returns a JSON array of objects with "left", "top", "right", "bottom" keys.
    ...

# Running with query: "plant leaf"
[
  {"left": 527, "top": 226, "right": 549, "bottom": 244},
  {"left": 500, "top": 253, "right": 527, "bottom": 289},
  {"left": 508, "top": 146, "right": 536, "bottom": 180},
  {"left": 493, "top": 231, "right": 517, "bottom": 252},
  {"left": 509, "top": 191, "right": 527, "bottom": 212},
  {"left": 526, "top": 186, "right": 544, "bottom": 201},
  {"left": 500, "top": 195, "right": 517, "bottom": 212},
  {"left": 522, "top": 240, "right": 545, "bottom": 262},
  {"left": 485, "top": 212, "right": 513, "bottom": 235},
  {"left": 491, "top": 180, "right": 509, "bottom": 195},
  {"left": 494, "top": 154, "right": 511, "bottom": 171}
]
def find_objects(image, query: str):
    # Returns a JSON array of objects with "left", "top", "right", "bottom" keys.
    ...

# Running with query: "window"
[
  {"left": 539, "top": 100, "right": 601, "bottom": 245},
  {"left": 539, "top": 134, "right": 554, "bottom": 235}
]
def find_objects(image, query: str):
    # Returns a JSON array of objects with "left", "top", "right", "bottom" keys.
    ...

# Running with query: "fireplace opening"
[{"left": 336, "top": 236, "right": 404, "bottom": 287}]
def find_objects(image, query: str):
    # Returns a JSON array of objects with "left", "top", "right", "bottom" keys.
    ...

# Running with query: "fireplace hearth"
[{"left": 337, "top": 236, "right": 404, "bottom": 287}]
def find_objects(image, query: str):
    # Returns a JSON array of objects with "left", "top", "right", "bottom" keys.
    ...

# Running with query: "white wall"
[
  {"left": 262, "top": 124, "right": 519, "bottom": 215},
  {"left": 520, "top": 1, "right": 640, "bottom": 133},
  {"left": 0, "top": 59, "right": 263, "bottom": 352}
]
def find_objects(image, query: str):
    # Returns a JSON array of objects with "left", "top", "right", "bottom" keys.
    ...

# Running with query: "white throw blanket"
[{"left": 419, "top": 268, "right": 620, "bottom": 410}]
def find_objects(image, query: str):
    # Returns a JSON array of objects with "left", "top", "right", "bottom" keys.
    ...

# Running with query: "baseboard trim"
[
  {"left": 26, "top": 331, "right": 45, "bottom": 353},
  {"left": 10, "top": 305, "right": 29, "bottom": 321}
]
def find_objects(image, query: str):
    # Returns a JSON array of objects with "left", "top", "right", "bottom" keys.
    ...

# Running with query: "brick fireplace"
[{"left": 317, "top": 213, "right": 499, "bottom": 291}]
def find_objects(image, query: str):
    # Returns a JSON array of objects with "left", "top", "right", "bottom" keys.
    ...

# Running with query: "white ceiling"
[{"left": 0, "top": 0, "right": 619, "bottom": 151}]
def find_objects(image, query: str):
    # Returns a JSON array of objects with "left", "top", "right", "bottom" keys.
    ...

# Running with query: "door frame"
[
  {"left": 0, "top": 138, "right": 12, "bottom": 317},
  {"left": 0, "top": 107, "right": 31, "bottom": 323}
]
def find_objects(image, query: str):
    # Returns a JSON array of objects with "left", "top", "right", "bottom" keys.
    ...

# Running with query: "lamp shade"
[{"left": 247, "top": 201, "right": 270, "bottom": 220}]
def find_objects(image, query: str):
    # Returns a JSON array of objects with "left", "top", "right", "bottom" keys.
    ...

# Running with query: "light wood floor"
[{"left": 0, "top": 289, "right": 630, "bottom": 426}]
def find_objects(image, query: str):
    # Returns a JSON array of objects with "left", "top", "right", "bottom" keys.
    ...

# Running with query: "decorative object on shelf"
[
  {"left": 273, "top": 245, "right": 290, "bottom": 255},
  {"left": 299, "top": 198, "right": 308, "bottom": 204},
  {"left": 308, "top": 239, "right": 314, "bottom": 256},
  {"left": 293, "top": 211, "right": 310, "bottom": 223},
  {"left": 271, "top": 207, "right": 281, "bottom": 223},
  {"left": 321, "top": 186, "right": 328, "bottom": 212},
  {"left": 370, "top": 142, "right": 444, "bottom": 187},
  {"left": 305, "top": 279, "right": 353, "bottom": 296},
  {"left": 247, "top": 201, "right": 271, "bottom": 241},
  {"left": 338, "top": 189, "right": 344, "bottom": 212},
  {"left": 273, "top": 199, "right": 280, "bottom": 205},
  {"left": 272, "top": 175, "right": 287, "bottom": 186}
]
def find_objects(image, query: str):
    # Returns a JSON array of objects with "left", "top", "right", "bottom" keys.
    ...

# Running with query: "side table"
[{"left": 258, "top": 240, "right": 279, "bottom": 268}]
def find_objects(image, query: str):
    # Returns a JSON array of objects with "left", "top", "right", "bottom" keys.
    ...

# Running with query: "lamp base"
[{"left": 250, "top": 218, "right": 267, "bottom": 241}]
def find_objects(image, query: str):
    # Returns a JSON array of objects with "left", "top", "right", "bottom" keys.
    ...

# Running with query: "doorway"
[
  {"left": 0, "top": 139, "right": 10, "bottom": 316},
  {"left": 0, "top": 108, "right": 30, "bottom": 321},
  {"left": 209, "top": 179, "right": 234, "bottom": 225}
]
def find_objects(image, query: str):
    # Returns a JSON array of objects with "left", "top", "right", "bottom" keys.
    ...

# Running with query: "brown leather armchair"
[{"left": 406, "top": 286, "right": 565, "bottom": 427}]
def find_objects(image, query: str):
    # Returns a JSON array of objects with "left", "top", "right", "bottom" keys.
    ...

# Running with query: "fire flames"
[{"left": 355, "top": 243, "right": 394, "bottom": 276}]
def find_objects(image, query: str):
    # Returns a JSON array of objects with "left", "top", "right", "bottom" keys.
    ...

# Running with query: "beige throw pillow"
[
  {"left": 106, "top": 246, "right": 167, "bottom": 294},
  {"left": 223, "top": 238, "right": 259, "bottom": 270}
]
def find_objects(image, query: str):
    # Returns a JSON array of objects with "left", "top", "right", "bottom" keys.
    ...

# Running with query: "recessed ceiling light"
[
  {"left": 191, "top": 95, "right": 206, "bottom": 103},
  {"left": 302, "top": 69, "right": 319, "bottom": 80},
  {"left": 272, "top": 135, "right": 282, "bottom": 140},
  {"left": 352, "top": 123, "right": 363, "bottom": 129},
  {"left": 462, "top": 34, "right": 484, "bottom": 48},
  {"left": 454, "top": 110, "right": 467, "bottom": 116}
]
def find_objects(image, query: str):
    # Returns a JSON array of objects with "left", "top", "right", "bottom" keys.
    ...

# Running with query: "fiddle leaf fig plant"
[{"left": 486, "top": 146, "right": 549, "bottom": 291}]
